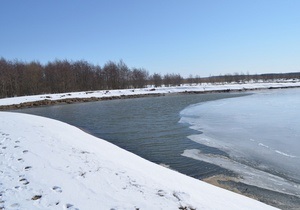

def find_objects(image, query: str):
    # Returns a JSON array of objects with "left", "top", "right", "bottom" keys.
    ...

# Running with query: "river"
[{"left": 12, "top": 89, "right": 300, "bottom": 208}]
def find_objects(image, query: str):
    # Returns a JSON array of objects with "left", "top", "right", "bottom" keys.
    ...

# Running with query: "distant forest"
[{"left": 0, "top": 57, "right": 299, "bottom": 98}]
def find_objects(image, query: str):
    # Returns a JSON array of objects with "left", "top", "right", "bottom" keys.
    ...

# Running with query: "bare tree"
[
  {"left": 118, "top": 60, "right": 130, "bottom": 89},
  {"left": 194, "top": 75, "right": 201, "bottom": 85},
  {"left": 151, "top": 73, "right": 162, "bottom": 87},
  {"left": 131, "top": 68, "right": 149, "bottom": 88},
  {"left": 102, "top": 61, "right": 120, "bottom": 89},
  {"left": 187, "top": 74, "right": 194, "bottom": 85}
]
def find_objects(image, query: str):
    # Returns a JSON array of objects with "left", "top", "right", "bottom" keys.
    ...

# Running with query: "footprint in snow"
[
  {"left": 52, "top": 186, "right": 62, "bottom": 193},
  {"left": 23, "top": 150, "right": 29, "bottom": 153},
  {"left": 24, "top": 166, "right": 32, "bottom": 171},
  {"left": 10, "top": 203, "right": 20, "bottom": 208},
  {"left": 19, "top": 178, "right": 29, "bottom": 185},
  {"left": 31, "top": 195, "right": 42, "bottom": 200},
  {"left": 65, "top": 203, "right": 79, "bottom": 210},
  {"left": 157, "top": 189, "right": 167, "bottom": 197}
]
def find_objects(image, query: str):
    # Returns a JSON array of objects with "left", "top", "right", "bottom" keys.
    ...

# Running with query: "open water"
[{"left": 13, "top": 93, "right": 243, "bottom": 179}]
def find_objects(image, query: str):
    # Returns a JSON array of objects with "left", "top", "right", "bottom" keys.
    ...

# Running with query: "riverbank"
[
  {"left": 0, "top": 112, "right": 277, "bottom": 209},
  {"left": 1, "top": 81, "right": 300, "bottom": 110},
  {"left": 203, "top": 175, "right": 300, "bottom": 210}
]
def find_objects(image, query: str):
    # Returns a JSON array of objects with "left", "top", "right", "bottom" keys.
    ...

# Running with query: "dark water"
[{"left": 12, "top": 93, "right": 245, "bottom": 179}]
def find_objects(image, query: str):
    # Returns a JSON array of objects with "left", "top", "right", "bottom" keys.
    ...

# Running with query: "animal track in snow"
[
  {"left": 22, "top": 150, "right": 29, "bottom": 153},
  {"left": 65, "top": 203, "right": 79, "bottom": 210},
  {"left": 157, "top": 189, "right": 167, "bottom": 197},
  {"left": 19, "top": 178, "right": 29, "bottom": 185},
  {"left": 24, "top": 166, "right": 32, "bottom": 171},
  {"left": 10, "top": 203, "right": 20, "bottom": 208},
  {"left": 31, "top": 195, "right": 42, "bottom": 200},
  {"left": 52, "top": 186, "right": 62, "bottom": 193}
]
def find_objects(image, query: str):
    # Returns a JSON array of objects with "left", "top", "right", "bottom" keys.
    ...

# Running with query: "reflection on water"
[{"left": 12, "top": 93, "right": 244, "bottom": 179}]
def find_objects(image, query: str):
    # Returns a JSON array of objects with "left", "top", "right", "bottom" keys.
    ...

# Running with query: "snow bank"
[
  {"left": 0, "top": 81, "right": 300, "bottom": 107},
  {"left": 0, "top": 112, "right": 277, "bottom": 209}
]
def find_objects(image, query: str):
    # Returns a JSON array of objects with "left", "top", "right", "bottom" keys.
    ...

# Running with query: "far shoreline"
[{"left": 1, "top": 83, "right": 300, "bottom": 110}]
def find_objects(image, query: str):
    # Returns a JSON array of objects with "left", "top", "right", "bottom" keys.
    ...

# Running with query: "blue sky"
[{"left": 1, "top": 0, "right": 299, "bottom": 77}]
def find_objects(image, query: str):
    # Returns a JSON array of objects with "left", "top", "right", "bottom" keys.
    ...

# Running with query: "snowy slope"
[
  {"left": 0, "top": 81, "right": 300, "bottom": 107},
  {"left": 0, "top": 112, "right": 277, "bottom": 210}
]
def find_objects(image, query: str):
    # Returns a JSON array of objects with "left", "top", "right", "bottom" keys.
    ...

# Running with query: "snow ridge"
[{"left": 1, "top": 82, "right": 300, "bottom": 107}]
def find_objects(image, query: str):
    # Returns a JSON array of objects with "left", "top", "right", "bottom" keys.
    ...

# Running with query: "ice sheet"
[{"left": 180, "top": 88, "right": 300, "bottom": 195}]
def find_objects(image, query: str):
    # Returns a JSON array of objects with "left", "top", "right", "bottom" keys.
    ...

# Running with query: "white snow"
[
  {"left": 0, "top": 112, "right": 277, "bottom": 209},
  {"left": 0, "top": 81, "right": 300, "bottom": 106}
]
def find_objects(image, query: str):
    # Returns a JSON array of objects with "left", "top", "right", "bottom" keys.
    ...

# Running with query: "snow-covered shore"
[
  {"left": 1, "top": 82, "right": 299, "bottom": 209},
  {"left": 1, "top": 81, "right": 300, "bottom": 108},
  {"left": 0, "top": 112, "right": 277, "bottom": 209}
]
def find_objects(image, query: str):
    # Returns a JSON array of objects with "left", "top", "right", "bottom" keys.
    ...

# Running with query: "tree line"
[
  {"left": 0, "top": 58, "right": 183, "bottom": 98},
  {"left": 199, "top": 72, "right": 300, "bottom": 84},
  {"left": 1, "top": 57, "right": 299, "bottom": 98}
]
